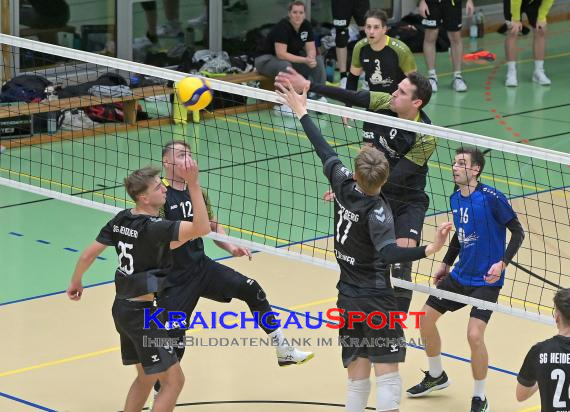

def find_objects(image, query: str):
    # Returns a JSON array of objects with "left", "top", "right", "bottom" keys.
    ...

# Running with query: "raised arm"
[{"left": 275, "top": 80, "right": 336, "bottom": 165}]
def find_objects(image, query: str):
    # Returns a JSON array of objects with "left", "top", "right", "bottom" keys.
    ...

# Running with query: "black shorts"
[
  {"left": 426, "top": 275, "right": 501, "bottom": 323},
  {"left": 387, "top": 194, "right": 429, "bottom": 242},
  {"left": 504, "top": 0, "right": 541, "bottom": 28},
  {"left": 421, "top": 0, "right": 463, "bottom": 32},
  {"left": 112, "top": 298, "right": 178, "bottom": 375},
  {"left": 158, "top": 258, "right": 253, "bottom": 338},
  {"left": 332, "top": 0, "right": 370, "bottom": 28},
  {"left": 337, "top": 292, "right": 406, "bottom": 368}
]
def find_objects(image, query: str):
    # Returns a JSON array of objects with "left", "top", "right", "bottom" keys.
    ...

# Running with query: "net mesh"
[{"left": 2, "top": 34, "right": 570, "bottom": 324}]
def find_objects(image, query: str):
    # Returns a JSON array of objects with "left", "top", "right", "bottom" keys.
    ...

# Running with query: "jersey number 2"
[
  {"left": 336, "top": 209, "right": 352, "bottom": 245},
  {"left": 118, "top": 241, "right": 134, "bottom": 275},
  {"left": 552, "top": 368, "right": 569, "bottom": 408}
]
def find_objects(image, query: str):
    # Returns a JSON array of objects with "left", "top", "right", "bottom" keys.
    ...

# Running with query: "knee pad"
[
  {"left": 334, "top": 27, "right": 349, "bottom": 48},
  {"left": 346, "top": 378, "right": 371, "bottom": 412},
  {"left": 376, "top": 372, "right": 401, "bottom": 412}
]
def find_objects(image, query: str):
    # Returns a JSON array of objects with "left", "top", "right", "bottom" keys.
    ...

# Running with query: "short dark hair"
[
  {"left": 124, "top": 166, "right": 161, "bottom": 202},
  {"left": 162, "top": 140, "right": 191, "bottom": 158},
  {"left": 554, "top": 289, "right": 570, "bottom": 325},
  {"left": 364, "top": 9, "right": 388, "bottom": 27},
  {"left": 455, "top": 146, "right": 485, "bottom": 177},
  {"left": 288, "top": 1, "right": 305, "bottom": 11},
  {"left": 407, "top": 72, "right": 432, "bottom": 109}
]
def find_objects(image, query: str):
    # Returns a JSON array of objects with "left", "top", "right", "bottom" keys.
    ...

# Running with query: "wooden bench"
[{"left": 0, "top": 73, "right": 274, "bottom": 149}]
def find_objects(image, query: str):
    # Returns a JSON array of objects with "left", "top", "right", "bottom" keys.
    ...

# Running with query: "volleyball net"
[{"left": 2, "top": 34, "right": 569, "bottom": 325}]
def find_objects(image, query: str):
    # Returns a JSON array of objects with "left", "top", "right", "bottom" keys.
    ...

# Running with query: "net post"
[{"left": 1, "top": 0, "right": 12, "bottom": 83}]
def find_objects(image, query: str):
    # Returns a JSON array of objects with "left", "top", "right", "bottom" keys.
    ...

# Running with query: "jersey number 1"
[{"left": 336, "top": 209, "right": 352, "bottom": 245}]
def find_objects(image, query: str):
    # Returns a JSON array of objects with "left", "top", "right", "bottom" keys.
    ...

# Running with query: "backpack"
[
  {"left": 0, "top": 74, "right": 52, "bottom": 103},
  {"left": 387, "top": 14, "right": 450, "bottom": 53}
]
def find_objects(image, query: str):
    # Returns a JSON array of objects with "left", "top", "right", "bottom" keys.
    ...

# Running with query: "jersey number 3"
[
  {"left": 118, "top": 241, "right": 134, "bottom": 275},
  {"left": 336, "top": 209, "right": 352, "bottom": 245}
]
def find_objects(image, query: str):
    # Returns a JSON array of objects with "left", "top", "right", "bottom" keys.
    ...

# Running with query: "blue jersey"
[{"left": 450, "top": 183, "right": 516, "bottom": 287}]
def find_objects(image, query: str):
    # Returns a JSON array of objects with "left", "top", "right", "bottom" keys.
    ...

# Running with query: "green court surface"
[{"left": 1, "top": 21, "right": 570, "bottom": 306}]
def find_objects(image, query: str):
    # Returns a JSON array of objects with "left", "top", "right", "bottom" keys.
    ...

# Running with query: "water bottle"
[
  {"left": 470, "top": 19, "right": 478, "bottom": 39},
  {"left": 476, "top": 10, "right": 485, "bottom": 38},
  {"left": 45, "top": 86, "right": 58, "bottom": 134}
]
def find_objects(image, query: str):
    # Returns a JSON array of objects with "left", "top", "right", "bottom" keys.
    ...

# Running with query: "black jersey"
[
  {"left": 97, "top": 209, "right": 180, "bottom": 299},
  {"left": 352, "top": 36, "right": 416, "bottom": 94},
  {"left": 324, "top": 157, "right": 397, "bottom": 297},
  {"left": 261, "top": 18, "right": 314, "bottom": 56},
  {"left": 518, "top": 335, "right": 570, "bottom": 412},
  {"left": 364, "top": 92, "right": 436, "bottom": 200},
  {"left": 160, "top": 181, "right": 214, "bottom": 285}
]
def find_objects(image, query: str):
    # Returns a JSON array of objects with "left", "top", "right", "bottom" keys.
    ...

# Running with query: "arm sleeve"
[
  {"left": 305, "top": 21, "right": 315, "bottom": 42},
  {"left": 309, "top": 84, "right": 370, "bottom": 108},
  {"left": 299, "top": 114, "right": 337, "bottom": 165},
  {"left": 517, "top": 344, "right": 539, "bottom": 387},
  {"left": 396, "top": 42, "right": 417, "bottom": 74},
  {"left": 95, "top": 218, "right": 115, "bottom": 246},
  {"left": 273, "top": 20, "right": 290, "bottom": 45},
  {"left": 350, "top": 40, "right": 364, "bottom": 68},
  {"left": 504, "top": 217, "right": 525, "bottom": 265},
  {"left": 442, "top": 232, "right": 460, "bottom": 266},
  {"left": 147, "top": 219, "right": 181, "bottom": 243},
  {"left": 538, "top": 0, "right": 554, "bottom": 22},
  {"left": 379, "top": 243, "right": 428, "bottom": 264}
]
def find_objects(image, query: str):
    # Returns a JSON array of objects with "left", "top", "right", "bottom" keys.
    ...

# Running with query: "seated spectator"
[
  {"left": 20, "top": 0, "right": 70, "bottom": 30},
  {"left": 254, "top": 0, "right": 326, "bottom": 116}
]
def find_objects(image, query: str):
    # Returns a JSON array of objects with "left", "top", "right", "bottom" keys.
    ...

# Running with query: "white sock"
[
  {"left": 534, "top": 60, "right": 544, "bottom": 72},
  {"left": 507, "top": 61, "right": 517, "bottom": 72},
  {"left": 428, "top": 355, "right": 443, "bottom": 378},
  {"left": 346, "top": 378, "right": 371, "bottom": 412},
  {"left": 453, "top": 71, "right": 462, "bottom": 78},
  {"left": 473, "top": 379, "right": 486, "bottom": 400},
  {"left": 428, "top": 69, "right": 437, "bottom": 78},
  {"left": 269, "top": 328, "right": 286, "bottom": 349}
]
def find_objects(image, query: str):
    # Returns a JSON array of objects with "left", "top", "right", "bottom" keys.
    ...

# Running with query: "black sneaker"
[
  {"left": 471, "top": 396, "right": 489, "bottom": 412},
  {"left": 406, "top": 370, "right": 450, "bottom": 397}
]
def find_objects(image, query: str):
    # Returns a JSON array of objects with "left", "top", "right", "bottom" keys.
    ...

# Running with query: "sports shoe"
[
  {"left": 156, "top": 21, "right": 183, "bottom": 37},
  {"left": 339, "top": 76, "right": 347, "bottom": 89},
  {"left": 273, "top": 104, "right": 295, "bottom": 117},
  {"left": 277, "top": 347, "right": 314, "bottom": 366},
  {"left": 0, "top": 145, "right": 5, "bottom": 154},
  {"left": 505, "top": 70, "right": 518, "bottom": 87},
  {"left": 428, "top": 76, "right": 438, "bottom": 92},
  {"left": 452, "top": 75, "right": 468, "bottom": 92},
  {"left": 533, "top": 70, "right": 551, "bottom": 86},
  {"left": 406, "top": 370, "right": 450, "bottom": 397},
  {"left": 188, "top": 13, "right": 207, "bottom": 28},
  {"left": 471, "top": 396, "right": 489, "bottom": 412}
]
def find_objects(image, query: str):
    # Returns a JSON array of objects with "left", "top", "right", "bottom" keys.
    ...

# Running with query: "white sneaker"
[
  {"left": 0, "top": 145, "right": 5, "bottom": 154},
  {"left": 277, "top": 347, "right": 314, "bottom": 367},
  {"left": 428, "top": 76, "right": 438, "bottom": 92},
  {"left": 452, "top": 76, "right": 467, "bottom": 92},
  {"left": 339, "top": 77, "right": 347, "bottom": 89},
  {"left": 273, "top": 104, "right": 295, "bottom": 117},
  {"left": 315, "top": 96, "right": 328, "bottom": 103},
  {"left": 533, "top": 70, "right": 551, "bottom": 86},
  {"left": 505, "top": 70, "right": 518, "bottom": 87},
  {"left": 156, "top": 21, "right": 182, "bottom": 37}
]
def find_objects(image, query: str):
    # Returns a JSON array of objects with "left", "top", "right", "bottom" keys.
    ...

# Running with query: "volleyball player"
[
  {"left": 276, "top": 78, "right": 452, "bottom": 412},
  {"left": 406, "top": 147, "right": 525, "bottom": 412},
  {"left": 67, "top": 163, "right": 211, "bottom": 412},
  {"left": 276, "top": 67, "right": 435, "bottom": 314}
]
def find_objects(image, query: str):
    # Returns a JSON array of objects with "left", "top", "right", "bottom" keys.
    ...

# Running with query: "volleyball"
[{"left": 176, "top": 76, "right": 213, "bottom": 111}]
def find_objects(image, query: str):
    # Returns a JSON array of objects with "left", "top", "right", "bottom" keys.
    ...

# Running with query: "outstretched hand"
[
  {"left": 275, "top": 79, "right": 309, "bottom": 119},
  {"left": 275, "top": 67, "right": 311, "bottom": 94}
]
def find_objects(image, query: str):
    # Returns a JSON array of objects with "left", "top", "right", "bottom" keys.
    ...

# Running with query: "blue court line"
[
  {"left": 272, "top": 304, "right": 518, "bottom": 377},
  {"left": 0, "top": 391, "right": 56, "bottom": 411}
]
